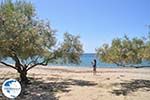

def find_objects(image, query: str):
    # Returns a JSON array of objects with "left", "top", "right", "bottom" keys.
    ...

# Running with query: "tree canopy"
[
  {"left": 0, "top": 0, "right": 83, "bottom": 83},
  {"left": 142, "top": 33, "right": 150, "bottom": 61},
  {"left": 59, "top": 32, "right": 83, "bottom": 64},
  {"left": 96, "top": 35, "right": 145, "bottom": 67}
]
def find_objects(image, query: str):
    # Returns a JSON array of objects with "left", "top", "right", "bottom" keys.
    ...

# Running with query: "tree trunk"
[
  {"left": 14, "top": 59, "right": 29, "bottom": 84},
  {"left": 19, "top": 70, "right": 29, "bottom": 84}
]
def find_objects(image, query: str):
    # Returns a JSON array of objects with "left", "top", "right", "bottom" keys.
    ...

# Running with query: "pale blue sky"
[{"left": 2, "top": 0, "right": 150, "bottom": 53}]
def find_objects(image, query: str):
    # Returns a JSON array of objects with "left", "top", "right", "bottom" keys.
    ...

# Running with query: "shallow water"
[{"left": 3, "top": 53, "right": 150, "bottom": 68}]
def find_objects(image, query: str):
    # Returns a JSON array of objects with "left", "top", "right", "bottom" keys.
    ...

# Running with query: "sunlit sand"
[{"left": 0, "top": 65, "right": 150, "bottom": 100}]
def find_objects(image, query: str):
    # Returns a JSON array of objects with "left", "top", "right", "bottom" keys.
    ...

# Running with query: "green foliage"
[
  {"left": 0, "top": 0, "right": 83, "bottom": 83},
  {"left": 0, "top": 0, "right": 56, "bottom": 64},
  {"left": 96, "top": 35, "right": 145, "bottom": 67},
  {"left": 59, "top": 32, "right": 83, "bottom": 64},
  {"left": 0, "top": 0, "right": 83, "bottom": 69},
  {"left": 142, "top": 33, "right": 150, "bottom": 61}
]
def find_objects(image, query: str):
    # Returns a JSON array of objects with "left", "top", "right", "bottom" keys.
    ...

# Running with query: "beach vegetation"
[
  {"left": 96, "top": 35, "right": 145, "bottom": 67},
  {"left": 0, "top": 0, "right": 83, "bottom": 84}
]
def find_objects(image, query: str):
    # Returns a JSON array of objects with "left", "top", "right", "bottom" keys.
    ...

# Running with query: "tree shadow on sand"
[
  {"left": 111, "top": 79, "right": 150, "bottom": 96},
  {"left": 0, "top": 77, "right": 97, "bottom": 100}
]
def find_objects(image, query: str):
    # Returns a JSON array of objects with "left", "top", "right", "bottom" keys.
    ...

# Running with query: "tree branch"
[
  {"left": 27, "top": 56, "right": 40, "bottom": 66},
  {"left": 26, "top": 55, "right": 57, "bottom": 71},
  {"left": 26, "top": 62, "right": 46, "bottom": 71},
  {"left": 11, "top": 54, "right": 24, "bottom": 68},
  {"left": 0, "top": 61, "right": 17, "bottom": 70}
]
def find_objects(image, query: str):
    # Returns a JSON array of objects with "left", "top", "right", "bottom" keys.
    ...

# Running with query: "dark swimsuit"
[{"left": 93, "top": 60, "right": 96, "bottom": 72}]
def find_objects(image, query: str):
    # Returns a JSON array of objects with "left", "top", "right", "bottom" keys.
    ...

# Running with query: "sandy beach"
[{"left": 0, "top": 65, "right": 150, "bottom": 100}]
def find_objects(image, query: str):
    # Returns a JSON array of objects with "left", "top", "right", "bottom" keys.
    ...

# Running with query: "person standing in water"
[{"left": 92, "top": 59, "right": 97, "bottom": 75}]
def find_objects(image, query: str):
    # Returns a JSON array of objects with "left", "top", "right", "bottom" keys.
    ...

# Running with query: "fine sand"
[{"left": 0, "top": 65, "right": 150, "bottom": 100}]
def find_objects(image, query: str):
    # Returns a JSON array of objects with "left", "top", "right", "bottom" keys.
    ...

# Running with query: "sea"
[
  {"left": 49, "top": 53, "right": 150, "bottom": 68},
  {"left": 51, "top": 53, "right": 117, "bottom": 68},
  {"left": 3, "top": 53, "right": 150, "bottom": 68}
]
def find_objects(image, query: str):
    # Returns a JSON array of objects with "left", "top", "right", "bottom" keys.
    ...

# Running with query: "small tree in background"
[
  {"left": 96, "top": 35, "right": 145, "bottom": 67},
  {"left": 59, "top": 32, "right": 83, "bottom": 64},
  {"left": 0, "top": 0, "right": 83, "bottom": 84},
  {"left": 142, "top": 33, "right": 150, "bottom": 62}
]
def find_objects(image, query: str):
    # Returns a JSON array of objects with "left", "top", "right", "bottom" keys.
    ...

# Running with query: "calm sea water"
[
  {"left": 79, "top": 53, "right": 118, "bottom": 67},
  {"left": 72, "top": 53, "right": 117, "bottom": 68},
  {"left": 3, "top": 53, "right": 150, "bottom": 68},
  {"left": 51, "top": 53, "right": 150, "bottom": 68},
  {"left": 49, "top": 53, "right": 117, "bottom": 67}
]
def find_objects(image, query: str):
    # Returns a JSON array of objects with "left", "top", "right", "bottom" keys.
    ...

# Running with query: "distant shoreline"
[{"left": 1, "top": 63, "right": 150, "bottom": 69}]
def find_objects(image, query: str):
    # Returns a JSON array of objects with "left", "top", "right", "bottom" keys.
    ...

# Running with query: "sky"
[{"left": 2, "top": 0, "right": 150, "bottom": 53}]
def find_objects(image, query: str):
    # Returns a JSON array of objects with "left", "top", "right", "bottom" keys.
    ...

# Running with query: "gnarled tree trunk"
[
  {"left": 19, "top": 69, "right": 28, "bottom": 84},
  {"left": 15, "top": 62, "right": 29, "bottom": 84}
]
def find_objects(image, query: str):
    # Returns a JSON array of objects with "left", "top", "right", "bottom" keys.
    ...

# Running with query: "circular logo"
[{"left": 2, "top": 79, "right": 21, "bottom": 99}]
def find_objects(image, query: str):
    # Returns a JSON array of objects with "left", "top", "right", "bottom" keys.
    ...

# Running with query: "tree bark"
[
  {"left": 19, "top": 70, "right": 29, "bottom": 84},
  {"left": 15, "top": 60, "right": 29, "bottom": 84}
]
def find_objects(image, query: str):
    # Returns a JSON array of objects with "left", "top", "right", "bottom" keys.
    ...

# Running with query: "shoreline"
[
  {"left": 1, "top": 63, "right": 150, "bottom": 69},
  {"left": 1, "top": 65, "right": 150, "bottom": 74}
]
